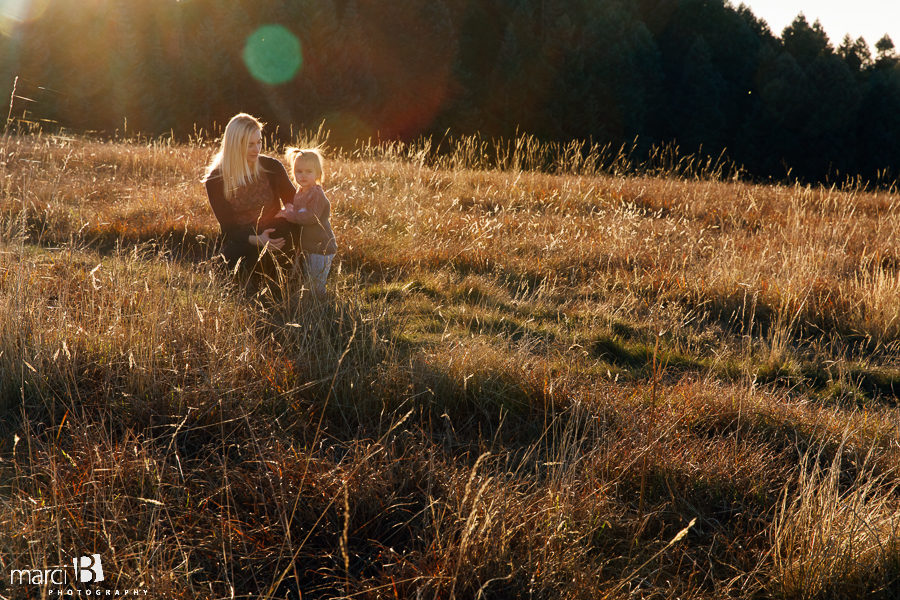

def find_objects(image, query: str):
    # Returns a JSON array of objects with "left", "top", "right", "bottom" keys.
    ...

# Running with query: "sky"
[{"left": 738, "top": 1, "right": 900, "bottom": 50}]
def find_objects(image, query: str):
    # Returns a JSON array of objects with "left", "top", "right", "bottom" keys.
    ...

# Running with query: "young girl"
[{"left": 278, "top": 148, "right": 337, "bottom": 296}]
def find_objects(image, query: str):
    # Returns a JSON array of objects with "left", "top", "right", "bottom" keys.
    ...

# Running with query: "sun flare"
[{"left": 0, "top": 0, "right": 50, "bottom": 37}]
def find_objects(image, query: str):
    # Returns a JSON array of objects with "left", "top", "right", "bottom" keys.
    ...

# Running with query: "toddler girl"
[{"left": 279, "top": 148, "right": 337, "bottom": 296}]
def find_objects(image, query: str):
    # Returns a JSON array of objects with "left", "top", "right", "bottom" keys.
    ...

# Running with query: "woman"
[{"left": 203, "top": 113, "right": 299, "bottom": 270}]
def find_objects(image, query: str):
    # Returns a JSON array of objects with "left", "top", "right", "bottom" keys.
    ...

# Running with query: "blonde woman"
[{"left": 203, "top": 113, "right": 299, "bottom": 268}]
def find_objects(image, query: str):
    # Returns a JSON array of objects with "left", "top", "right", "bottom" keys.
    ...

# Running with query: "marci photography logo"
[
  {"left": 9, "top": 554, "right": 149, "bottom": 596},
  {"left": 9, "top": 554, "right": 101, "bottom": 586}
]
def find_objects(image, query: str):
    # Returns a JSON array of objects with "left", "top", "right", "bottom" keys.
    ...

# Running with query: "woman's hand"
[{"left": 249, "top": 228, "right": 285, "bottom": 250}]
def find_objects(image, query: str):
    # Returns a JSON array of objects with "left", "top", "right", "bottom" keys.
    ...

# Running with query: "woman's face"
[{"left": 246, "top": 129, "right": 262, "bottom": 165}]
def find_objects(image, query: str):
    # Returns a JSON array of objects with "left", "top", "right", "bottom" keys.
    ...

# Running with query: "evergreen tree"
[
  {"left": 858, "top": 57, "right": 900, "bottom": 178},
  {"left": 757, "top": 51, "right": 808, "bottom": 177},
  {"left": 802, "top": 54, "right": 862, "bottom": 177},
  {"left": 875, "top": 35, "right": 896, "bottom": 60},
  {"left": 838, "top": 35, "right": 872, "bottom": 76},
  {"left": 672, "top": 36, "right": 726, "bottom": 151},
  {"left": 874, "top": 35, "right": 898, "bottom": 69},
  {"left": 781, "top": 15, "right": 832, "bottom": 67}
]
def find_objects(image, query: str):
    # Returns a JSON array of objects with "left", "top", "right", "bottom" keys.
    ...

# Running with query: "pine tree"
[
  {"left": 672, "top": 36, "right": 726, "bottom": 151},
  {"left": 838, "top": 35, "right": 872, "bottom": 77},
  {"left": 875, "top": 35, "right": 898, "bottom": 69},
  {"left": 781, "top": 15, "right": 832, "bottom": 67}
]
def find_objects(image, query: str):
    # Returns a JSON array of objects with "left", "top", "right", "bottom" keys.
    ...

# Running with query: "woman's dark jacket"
[{"left": 205, "top": 155, "right": 299, "bottom": 263}]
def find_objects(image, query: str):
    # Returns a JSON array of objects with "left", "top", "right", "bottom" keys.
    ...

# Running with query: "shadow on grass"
[
  {"left": 591, "top": 335, "right": 706, "bottom": 379},
  {"left": 735, "top": 358, "right": 900, "bottom": 408},
  {"left": 12, "top": 205, "right": 220, "bottom": 264},
  {"left": 463, "top": 313, "right": 559, "bottom": 349}
]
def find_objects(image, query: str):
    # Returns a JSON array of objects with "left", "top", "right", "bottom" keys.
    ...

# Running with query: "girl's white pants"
[{"left": 305, "top": 253, "right": 334, "bottom": 295}]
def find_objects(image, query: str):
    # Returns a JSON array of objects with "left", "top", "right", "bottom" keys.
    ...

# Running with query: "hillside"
[{"left": 1, "top": 132, "right": 899, "bottom": 599}]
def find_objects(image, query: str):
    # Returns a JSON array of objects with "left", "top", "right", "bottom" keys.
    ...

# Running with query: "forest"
[{"left": 3, "top": 0, "right": 900, "bottom": 183}]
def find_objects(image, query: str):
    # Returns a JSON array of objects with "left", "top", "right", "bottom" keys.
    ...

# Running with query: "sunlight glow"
[
  {"left": 0, "top": 0, "right": 49, "bottom": 37},
  {"left": 242, "top": 25, "right": 302, "bottom": 86}
]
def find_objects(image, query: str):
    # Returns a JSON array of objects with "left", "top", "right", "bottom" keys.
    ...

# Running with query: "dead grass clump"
[{"left": 773, "top": 436, "right": 900, "bottom": 599}]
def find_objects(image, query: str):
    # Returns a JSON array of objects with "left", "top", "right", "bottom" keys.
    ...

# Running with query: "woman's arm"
[
  {"left": 205, "top": 176, "right": 256, "bottom": 242},
  {"left": 260, "top": 156, "right": 297, "bottom": 206}
]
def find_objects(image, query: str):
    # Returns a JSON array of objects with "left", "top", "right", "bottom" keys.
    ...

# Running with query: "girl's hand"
[
  {"left": 277, "top": 203, "right": 295, "bottom": 220},
  {"left": 278, "top": 203, "right": 307, "bottom": 223},
  {"left": 250, "top": 228, "right": 285, "bottom": 250}
]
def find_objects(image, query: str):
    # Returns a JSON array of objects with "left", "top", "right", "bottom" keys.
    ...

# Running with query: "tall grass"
[
  {"left": 1, "top": 131, "right": 899, "bottom": 598},
  {"left": 773, "top": 436, "right": 900, "bottom": 599}
]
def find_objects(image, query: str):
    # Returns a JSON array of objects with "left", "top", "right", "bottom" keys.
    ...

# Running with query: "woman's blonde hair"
[
  {"left": 285, "top": 147, "right": 325, "bottom": 186},
  {"left": 204, "top": 113, "right": 264, "bottom": 198}
]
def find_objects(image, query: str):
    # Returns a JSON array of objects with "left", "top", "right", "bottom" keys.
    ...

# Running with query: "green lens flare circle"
[{"left": 243, "top": 25, "right": 302, "bottom": 85}]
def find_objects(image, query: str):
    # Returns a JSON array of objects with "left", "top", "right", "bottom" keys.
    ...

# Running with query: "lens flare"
[
  {"left": 0, "top": 0, "right": 49, "bottom": 37},
  {"left": 242, "top": 25, "right": 302, "bottom": 86}
]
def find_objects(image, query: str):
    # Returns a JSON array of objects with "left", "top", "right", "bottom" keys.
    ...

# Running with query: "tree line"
[{"left": 3, "top": 0, "right": 899, "bottom": 183}]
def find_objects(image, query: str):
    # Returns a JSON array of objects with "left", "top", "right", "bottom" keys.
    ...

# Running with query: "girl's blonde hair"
[
  {"left": 203, "top": 113, "right": 264, "bottom": 198},
  {"left": 285, "top": 147, "right": 325, "bottom": 186}
]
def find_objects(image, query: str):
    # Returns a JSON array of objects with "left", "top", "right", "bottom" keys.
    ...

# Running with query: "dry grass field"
[{"left": 1, "top": 130, "right": 899, "bottom": 599}]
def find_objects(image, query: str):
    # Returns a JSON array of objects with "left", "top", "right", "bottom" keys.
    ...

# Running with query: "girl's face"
[
  {"left": 293, "top": 159, "right": 319, "bottom": 189},
  {"left": 246, "top": 129, "right": 262, "bottom": 166}
]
